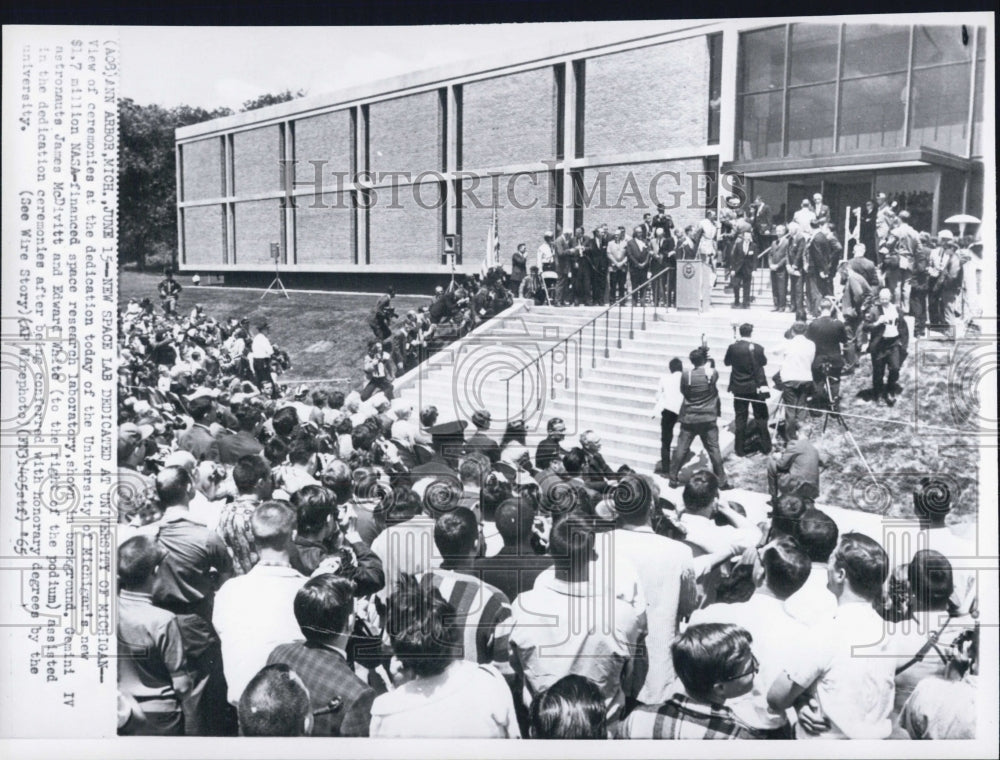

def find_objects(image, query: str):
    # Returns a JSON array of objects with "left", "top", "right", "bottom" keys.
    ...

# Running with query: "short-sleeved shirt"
[
  {"left": 616, "top": 693, "right": 757, "bottom": 739},
  {"left": 783, "top": 564, "right": 838, "bottom": 627},
  {"left": 784, "top": 602, "right": 897, "bottom": 739},
  {"left": 117, "top": 590, "right": 189, "bottom": 710},
  {"left": 898, "top": 675, "right": 977, "bottom": 739}
]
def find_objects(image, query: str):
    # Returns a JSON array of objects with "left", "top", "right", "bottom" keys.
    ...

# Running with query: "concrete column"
[{"left": 719, "top": 26, "right": 739, "bottom": 164}]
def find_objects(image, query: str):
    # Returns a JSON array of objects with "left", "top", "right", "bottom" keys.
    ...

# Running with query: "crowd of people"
[{"left": 115, "top": 267, "right": 980, "bottom": 741}]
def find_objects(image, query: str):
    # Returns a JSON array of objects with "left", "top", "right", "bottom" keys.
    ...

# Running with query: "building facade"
[{"left": 175, "top": 17, "right": 990, "bottom": 289}]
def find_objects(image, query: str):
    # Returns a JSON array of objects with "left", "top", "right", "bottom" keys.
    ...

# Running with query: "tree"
[{"left": 240, "top": 88, "right": 306, "bottom": 112}]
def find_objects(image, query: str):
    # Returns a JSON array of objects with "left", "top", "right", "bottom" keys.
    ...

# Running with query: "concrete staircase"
[{"left": 393, "top": 275, "right": 795, "bottom": 476}]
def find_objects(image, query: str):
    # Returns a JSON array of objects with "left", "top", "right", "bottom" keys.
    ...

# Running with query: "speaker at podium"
[{"left": 675, "top": 259, "right": 714, "bottom": 311}]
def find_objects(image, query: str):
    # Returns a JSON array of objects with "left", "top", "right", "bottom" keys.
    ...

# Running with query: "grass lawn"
[
  {"left": 119, "top": 271, "right": 428, "bottom": 389},
  {"left": 725, "top": 335, "right": 982, "bottom": 524}
]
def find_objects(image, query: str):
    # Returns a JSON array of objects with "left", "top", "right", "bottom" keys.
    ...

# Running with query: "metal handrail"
[{"left": 503, "top": 263, "right": 682, "bottom": 419}]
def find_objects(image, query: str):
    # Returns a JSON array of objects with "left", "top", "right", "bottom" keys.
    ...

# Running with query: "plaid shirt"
[
  {"left": 267, "top": 641, "right": 376, "bottom": 737},
  {"left": 216, "top": 495, "right": 259, "bottom": 575},
  {"left": 616, "top": 693, "right": 758, "bottom": 740}
]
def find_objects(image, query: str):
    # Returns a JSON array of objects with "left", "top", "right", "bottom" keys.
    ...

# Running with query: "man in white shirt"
[
  {"left": 783, "top": 508, "right": 839, "bottom": 626},
  {"left": 793, "top": 199, "right": 816, "bottom": 230},
  {"left": 537, "top": 232, "right": 555, "bottom": 272},
  {"left": 864, "top": 287, "right": 907, "bottom": 406},
  {"left": 250, "top": 320, "right": 275, "bottom": 390},
  {"left": 653, "top": 357, "right": 684, "bottom": 474},
  {"left": 768, "top": 532, "right": 896, "bottom": 739},
  {"left": 690, "top": 536, "right": 812, "bottom": 737},
  {"left": 606, "top": 226, "right": 629, "bottom": 302},
  {"left": 213, "top": 502, "right": 308, "bottom": 705},
  {"left": 777, "top": 321, "right": 815, "bottom": 441},
  {"left": 608, "top": 474, "right": 698, "bottom": 704}
]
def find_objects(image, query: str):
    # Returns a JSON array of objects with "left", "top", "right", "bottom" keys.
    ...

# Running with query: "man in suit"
[
  {"left": 811, "top": 193, "right": 831, "bottom": 226},
  {"left": 626, "top": 226, "right": 651, "bottom": 305},
  {"left": 177, "top": 394, "right": 221, "bottom": 462},
  {"left": 572, "top": 226, "right": 593, "bottom": 306},
  {"left": 728, "top": 228, "right": 755, "bottom": 310},
  {"left": 751, "top": 195, "right": 772, "bottom": 254},
  {"left": 589, "top": 223, "right": 611, "bottom": 306},
  {"left": 837, "top": 262, "right": 873, "bottom": 374},
  {"left": 723, "top": 323, "right": 772, "bottom": 457},
  {"left": 535, "top": 417, "right": 569, "bottom": 470},
  {"left": 667, "top": 347, "right": 730, "bottom": 489},
  {"left": 215, "top": 403, "right": 264, "bottom": 465},
  {"left": 766, "top": 225, "right": 790, "bottom": 312},
  {"left": 652, "top": 204, "right": 674, "bottom": 237},
  {"left": 864, "top": 288, "right": 909, "bottom": 406},
  {"left": 554, "top": 230, "right": 575, "bottom": 306},
  {"left": 805, "top": 221, "right": 834, "bottom": 317},
  {"left": 464, "top": 409, "right": 501, "bottom": 464},
  {"left": 785, "top": 223, "right": 807, "bottom": 316},
  {"left": 573, "top": 430, "right": 617, "bottom": 494},
  {"left": 267, "top": 575, "right": 377, "bottom": 737}
]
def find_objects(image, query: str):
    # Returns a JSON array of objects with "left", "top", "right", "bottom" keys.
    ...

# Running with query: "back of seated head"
[
  {"left": 495, "top": 497, "right": 535, "bottom": 546},
  {"left": 913, "top": 476, "right": 951, "bottom": 525},
  {"left": 235, "top": 404, "right": 262, "bottom": 432},
  {"left": 761, "top": 536, "right": 812, "bottom": 599},
  {"left": 386, "top": 487, "right": 423, "bottom": 526},
  {"left": 548, "top": 512, "right": 596, "bottom": 568},
  {"left": 351, "top": 424, "right": 377, "bottom": 452},
  {"left": 683, "top": 469, "right": 719, "bottom": 513},
  {"left": 562, "top": 448, "right": 585, "bottom": 477},
  {"left": 328, "top": 390, "right": 345, "bottom": 410},
  {"left": 529, "top": 674, "right": 607, "bottom": 740},
  {"left": 668, "top": 357, "right": 683, "bottom": 373},
  {"left": 790, "top": 320, "right": 808, "bottom": 336},
  {"left": 688, "top": 347, "right": 708, "bottom": 367},
  {"left": 155, "top": 465, "right": 193, "bottom": 507},
  {"left": 419, "top": 405, "right": 439, "bottom": 428},
  {"left": 333, "top": 414, "right": 354, "bottom": 435},
  {"left": 263, "top": 436, "right": 288, "bottom": 467},
  {"left": 386, "top": 573, "right": 461, "bottom": 678},
  {"left": 320, "top": 460, "right": 353, "bottom": 502},
  {"left": 612, "top": 474, "right": 653, "bottom": 527},
  {"left": 833, "top": 532, "right": 889, "bottom": 602},
  {"left": 422, "top": 476, "right": 462, "bottom": 518},
  {"left": 311, "top": 390, "right": 328, "bottom": 408},
  {"left": 251, "top": 501, "right": 296, "bottom": 550},
  {"left": 238, "top": 664, "right": 312, "bottom": 737},
  {"left": 433, "top": 507, "right": 479, "bottom": 560},
  {"left": 189, "top": 395, "right": 214, "bottom": 423},
  {"left": 293, "top": 573, "right": 355, "bottom": 642},
  {"left": 290, "top": 485, "right": 336, "bottom": 536},
  {"left": 771, "top": 494, "right": 807, "bottom": 537},
  {"left": 908, "top": 549, "right": 954, "bottom": 611},
  {"left": 671, "top": 623, "right": 753, "bottom": 696},
  {"left": 459, "top": 455, "right": 490, "bottom": 485},
  {"left": 118, "top": 535, "right": 167, "bottom": 591},
  {"left": 796, "top": 508, "right": 839, "bottom": 563},
  {"left": 288, "top": 436, "right": 317, "bottom": 466},
  {"left": 272, "top": 406, "right": 299, "bottom": 438}
]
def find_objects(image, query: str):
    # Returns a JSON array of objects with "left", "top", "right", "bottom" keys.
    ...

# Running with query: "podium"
[{"left": 675, "top": 259, "right": 714, "bottom": 311}]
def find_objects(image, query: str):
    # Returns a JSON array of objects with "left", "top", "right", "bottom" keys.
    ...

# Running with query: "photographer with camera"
[
  {"left": 723, "top": 323, "right": 772, "bottom": 457},
  {"left": 361, "top": 340, "right": 395, "bottom": 403},
  {"left": 368, "top": 287, "right": 397, "bottom": 341},
  {"left": 667, "top": 345, "right": 730, "bottom": 490},
  {"left": 806, "top": 298, "right": 849, "bottom": 411}
]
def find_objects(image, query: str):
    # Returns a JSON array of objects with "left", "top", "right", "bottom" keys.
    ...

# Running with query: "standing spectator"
[
  {"left": 886, "top": 211, "right": 919, "bottom": 310},
  {"left": 667, "top": 347, "right": 729, "bottom": 489},
  {"left": 117, "top": 536, "right": 192, "bottom": 736},
  {"left": 793, "top": 199, "right": 816, "bottom": 229},
  {"left": 625, "top": 226, "right": 651, "bottom": 305},
  {"left": 501, "top": 514, "right": 647, "bottom": 721},
  {"left": 368, "top": 286, "right": 396, "bottom": 341},
  {"left": 213, "top": 502, "right": 308, "bottom": 706},
  {"left": 649, "top": 228, "right": 667, "bottom": 307},
  {"left": 766, "top": 437, "right": 821, "bottom": 505},
  {"left": 929, "top": 230, "right": 964, "bottom": 334},
  {"left": 372, "top": 574, "right": 520, "bottom": 738},
  {"left": 784, "top": 508, "right": 839, "bottom": 626},
  {"left": 267, "top": 575, "right": 377, "bottom": 737},
  {"left": 847, "top": 242, "right": 880, "bottom": 287},
  {"left": 806, "top": 297, "right": 848, "bottom": 406},
  {"left": 360, "top": 340, "right": 394, "bottom": 402},
  {"left": 767, "top": 532, "right": 896, "bottom": 739},
  {"left": 616, "top": 623, "right": 759, "bottom": 739},
  {"left": 216, "top": 454, "right": 274, "bottom": 575},
  {"left": 529, "top": 675, "right": 607, "bottom": 739},
  {"left": 572, "top": 226, "right": 593, "bottom": 306},
  {"left": 805, "top": 221, "right": 834, "bottom": 316},
  {"left": 653, "top": 357, "right": 684, "bottom": 473},
  {"left": 857, "top": 199, "right": 879, "bottom": 261},
  {"left": 554, "top": 229, "right": 575, "bottom": 306},
  {"left": 765, "top": 225, "right": 790, "bottom": 312},
  {"left": 536, "top": 232, "right": 555, "bottom": 274},
  {"left": 689, "top": 537, "right": 812, "bottom": 737},
  {"left": 750, "top": 194, "right": 772, "bottom": 254},
  {"left": 811, "top": 193, "right": 831, "bottom": 226},
  {"left": 676, "top": 224, "right": 697, "bottom": 261},
  {"left": 728, "top": 228, "right": 755, "bottom": 309},
  {"left": 422, "top": 508, "right": 511, "bottom": 666},
  {"left": 250, "top": 320, "right": 275, "bottom": 390},
  {"left": 611, "top": 474, "right": 699, "bottom": 704},
  {"left": 838, "top": 261, "right": 874, "bottom": 373},
  {"left": 237, "top": 664, "right": 313, "bottom": 737},
  {"left": 606, "top": 226, "right": 629, "bottom": 302},
  {"left": 589, "top": 223, "right": 611, "bottom": 306},
  {"left": 785, "top": 222, "right": 807, "bottom": 316},
  {"left": 724, "top": 323, "right": 772, "bottom": 457},
  {"left": 510, "top": 243, "right": 528, "bottom": 296},
  {"left": 158, "top": 268, "right": 183, "bottom": 315},
  {"left": 694, "top": 211, "right": 719, "bottom": 266},
  {"left": 775, "top": 321, "right": 815, "bottom": 441},
  {"left": 863, "top": 287, "right": 908, "bottom": 406}
]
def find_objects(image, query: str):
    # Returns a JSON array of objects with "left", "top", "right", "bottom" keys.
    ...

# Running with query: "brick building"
[{"left": 175, "top": 17, "right": 990, "bottom": 291}]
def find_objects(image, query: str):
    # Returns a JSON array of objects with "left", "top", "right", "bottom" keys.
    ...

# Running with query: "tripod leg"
[{"left": 260, "top": 278, "right": 277, "bottom": 300}]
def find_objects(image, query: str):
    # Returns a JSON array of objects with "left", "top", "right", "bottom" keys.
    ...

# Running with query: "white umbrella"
[{"left": 945, "top": 213, "right": 981, "bottom": 237}]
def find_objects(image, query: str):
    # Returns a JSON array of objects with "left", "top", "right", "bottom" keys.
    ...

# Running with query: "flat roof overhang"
[{"left": 725, "top": 147, "right": 974, "bottom": 178}]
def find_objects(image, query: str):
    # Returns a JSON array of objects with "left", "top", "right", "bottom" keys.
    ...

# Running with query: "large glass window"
[
  {"left": 739, "top": 26, "right": 785, "bottom": 93},
  {"left": 838, "top": 74, "right": 906, "bottom": 151},
  {"left": 789, "top": 24, "right": 839, "bottom": 85},
  {"left": 913, "top": 25, "right": 972, "bottom": 67},
  {"left": 909, "top": 63, "right": 971, "bottom": 155},
  {"left": 787, "top": 84, "right": 835, "bottom": 155},
  {"left": 739, "top": 91, "right": 783, "bottom": 159},
  {"left": 842, "top": 24, "right": 910, "bottom": 78},
  {"left": 708, "top": 33, "right": 723, "bottom": 145}
]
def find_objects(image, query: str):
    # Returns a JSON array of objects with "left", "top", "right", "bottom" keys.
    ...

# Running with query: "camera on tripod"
[{"left": 815, "top": 359, "right": 841, "bottom": 409}]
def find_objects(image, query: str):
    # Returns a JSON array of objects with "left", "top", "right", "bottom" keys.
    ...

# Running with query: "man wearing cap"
[
  {"left": 251, "top": 320, "right": 275, "bottom": 391},
  {"left": 928, "top": 230, "right": 963, "bottom": 333},
  {"left": 177, "top": 395, "right": 221, "bottom": 462},
  {"left": 606, "top": 227, "right": 629, "bottom": 303},
  {"left": 464, "top": 410, "right": 501, "bottom": 464}
]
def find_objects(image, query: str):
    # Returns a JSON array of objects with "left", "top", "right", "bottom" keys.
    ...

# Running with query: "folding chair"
[{"left": 541, "top": 270, "right": 558, "bottom": 305}]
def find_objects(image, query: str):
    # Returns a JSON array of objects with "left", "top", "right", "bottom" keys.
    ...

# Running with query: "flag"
[{"left": 482, "top": 201, "right": 500, "bottom": 278}]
